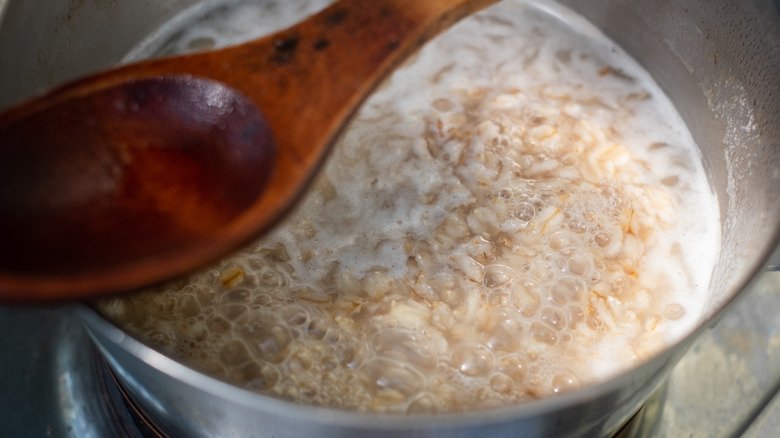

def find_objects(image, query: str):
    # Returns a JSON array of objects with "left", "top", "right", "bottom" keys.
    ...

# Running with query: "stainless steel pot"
[{"left": 2, "top": 0, "right": 779, "bottom": 436}]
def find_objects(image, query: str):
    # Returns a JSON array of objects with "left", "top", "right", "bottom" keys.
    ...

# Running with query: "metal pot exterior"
[
  {"left": 79, "top": 304, "right": 688, "bottom": 437},
  {"left": 2, "top": 0, "right": 779, "bottom": 436}
]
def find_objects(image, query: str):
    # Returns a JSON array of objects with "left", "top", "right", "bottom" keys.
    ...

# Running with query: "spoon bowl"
[
  {"left": 0, "top": 77, "right": 274, "bottom": 296},
  {"left": 0, "top": 0, "right": 498, "bottom": 301}
]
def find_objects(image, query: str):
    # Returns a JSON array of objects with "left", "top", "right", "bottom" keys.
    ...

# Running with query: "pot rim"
[
  {"left": 76, "top": 303, "right": 646, "bottom": 429},
  {"left": 71, "top": 254, "right": 763, "bottom": 433}
]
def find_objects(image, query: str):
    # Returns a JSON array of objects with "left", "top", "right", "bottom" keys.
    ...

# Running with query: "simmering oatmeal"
[{"left": 99, "top": 0, "right": 721, "bottom": 413}]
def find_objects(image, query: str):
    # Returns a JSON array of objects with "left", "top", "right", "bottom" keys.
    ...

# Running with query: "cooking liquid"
[{"left": 99, "top": 0, "right": 721, "bottom": 413}]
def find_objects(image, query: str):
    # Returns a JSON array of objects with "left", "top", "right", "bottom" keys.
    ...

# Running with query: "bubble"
[
  {"left": 307, "top": 317, "right": 331, "bottom": 340},
  {"left": 552, "top": 372, "right": 579, "bottom": 394},
  {"left": 259, "top": 242, "right": 291, "bottom": 263},
  {"left": 549, "top": 276, "right": 587, "bottom": 305},
  {"left": 497, "top": 354, "right": 527, "bottom": 381},
  {"left": 594, "top": 231, "right": 612, "bottom": 248},
  {"left": 481, "top": 307, "right": 525, "bottom": 352},
  {"left": 453, "top": 342, "right": 495, "bottom": 377},
  {"left": 220, "top": 339, "right": 250, "bottom": 365},
  {"left": 157, "top": 296, "right": 177, "bottom": 315},
  {"left": 488, "top": 289, "right": 510, "bottom": 307},
  {"left": 146, "top": 329, "right": 174, "bottom": 349},
  {"left": 514, "top": 279, "right": 542, "bottom": 317},
  {"left": 203, "top": 269, "right": 220, "bottom": 285},
  {"left": 373, "top": 328, "right": 438, "bottom": 369},
  {"left": 321, "top": 371, "right": 337, "bottom": 387},
  {"left": 340, "top": 340, "right": 368, "bottom": 369},
  {"left": 281, "top": 305, "right": 310, "bottom": 326},
  {"left": 489, "top": 372, "right": 514, "bottom": 394},
  {"left": 569, "top": 218, "right": 588, "bottom": 234},
  {"left": 288, "top": 348, "right": 314, "bottom": 372},
  {"left": 515, "top": 193, "right": 531, "bottom": 203},
  {"left": 407, "top": 392, "right": 440, "bottom": 414},
  {"left": 530, "top": 261, "right": 556, "bottom": 283},
  {"left": 361, "top": 358, "right": 426, "bottom": 401},
  {"left": 251, "top": 293, "right": 274, "bottom": 308},
  {"left": 514, "top": 202, "right": 536, "bottom": 222},
  {"left": 195, "top": 287, "right": 217, "bottom": 307},
  {"left": 530, "top": 322, "right": 557, "bottom": 345},
  {"left": 562, "top": 247, "right": 594, "bottom": 277},
  {"left": 551, "top": 253, "right": 566, "bottom": 272},
  {"left": 321, "top": 357, "right": 342, "bottom": 374},
  {"left": 549, "top": 231, "right": 577, "bottom": 250},
  {"left": 221, "top": 288, "right": 252, "bottom": 305},
  {"left": 589, "top": 315, "right": 608, "bottom": 333},
  {"left": 258, "top": 266, "right": 288, "bottom": 288},
  {"left": 567, "top": 305, "right": 586, "bottom": 329},
  {"left": 663, "top": 303, "right": 686, "bottom": 320},
  {"left": 240, "top": 360, "right": 280, "bottom": 391},
  {"left": 207, "top": 315, "right": 231, "bottom": 335},
  {"left": 540, "top": 307, "right": 566, "bottom": 331},
  {"left": 483, "top": 264, "right": 514, "bottom": 287},
  {"left": 236, "top": 310, "right": 292, "bottom": 363},
  {"left": 177, "top": 294, "right": 201, "bottom": 318},
  {"left": 219, "top": 303, "right": 250, "bottom": 320}
]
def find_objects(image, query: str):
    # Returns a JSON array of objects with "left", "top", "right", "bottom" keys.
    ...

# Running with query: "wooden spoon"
[{"left": 0, "top": 0, "right": 498, "bottom": 302}]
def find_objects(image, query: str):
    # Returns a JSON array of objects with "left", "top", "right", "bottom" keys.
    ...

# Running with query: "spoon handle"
[{"left": 2, "top": 0, "right": 499, "bottom": 237}]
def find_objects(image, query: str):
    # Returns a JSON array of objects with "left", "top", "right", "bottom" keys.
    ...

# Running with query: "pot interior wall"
[
  {"left": 0, "top": 0, "right": 199, "bottom": 108},
  {"left": 560, "top": 0, "right": 780, "bottom": 318}
]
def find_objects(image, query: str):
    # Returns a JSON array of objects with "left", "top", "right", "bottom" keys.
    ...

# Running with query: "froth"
[{"left": 99, "top": 0, "right": 720, "bottom": 413}]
